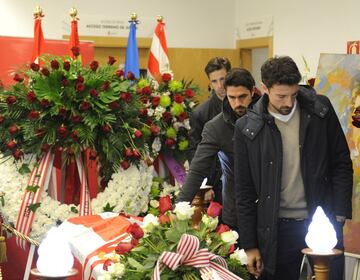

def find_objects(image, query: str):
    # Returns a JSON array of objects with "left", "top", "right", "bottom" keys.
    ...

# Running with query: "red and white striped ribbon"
[
  {"left": 15, "top": 151, "right": 53, "bottom": 249},
  {"left": 152, "top": 234, "right": 243, "bottom": 280},
  {"left": 75, "top": 155, "right": 92, "bottom": 216}
]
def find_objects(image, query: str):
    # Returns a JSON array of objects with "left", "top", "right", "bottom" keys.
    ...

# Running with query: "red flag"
[
  {"left": 68, "top": 19, "right": 80, "bottom": 59},
  {"left": 32, "top": 17, "right": 45, "bottom": 63},
  {"left": 148, "top": 17, "right": 170, "bottom": 81}
]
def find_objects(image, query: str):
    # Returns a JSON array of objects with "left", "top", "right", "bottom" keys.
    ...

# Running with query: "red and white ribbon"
[
  {"left": 15, "top": 151, "right": 53, "bottom": 249},
  {"left": 75, "top": 155, "right": 92, "bottom": 216},
  {"left": 152, "top": 234, "right": 243, "bottom": 280}
]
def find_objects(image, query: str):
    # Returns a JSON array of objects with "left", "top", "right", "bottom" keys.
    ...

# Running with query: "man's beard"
[
  {"left": 234, "top": 107, "right": 247, "bottom": 117},
  {"left": 272, "top": 104, "right": 293, "bottom": 115}
]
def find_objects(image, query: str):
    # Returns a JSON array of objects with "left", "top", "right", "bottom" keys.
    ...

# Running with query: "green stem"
[{"left": 143, "top": 237, "right": 161, "bottom": 254}]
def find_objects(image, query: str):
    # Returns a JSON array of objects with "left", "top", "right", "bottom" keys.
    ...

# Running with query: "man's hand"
[
  {"left": 203, "top": 189, "right": 215, "bottom": 203},
  {"left": 245, "top": 248, "right": 263, "bottom": 278}
]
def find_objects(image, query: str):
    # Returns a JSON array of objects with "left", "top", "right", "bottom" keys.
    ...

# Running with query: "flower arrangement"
[{"left": 100, "top": 200, "right": 250, "bottom": 280}]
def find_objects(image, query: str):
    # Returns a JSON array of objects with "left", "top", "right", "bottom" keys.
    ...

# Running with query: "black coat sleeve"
[
  {"left": 234, "top": 120, "right": 259, "bottom": 249},
  {"left": 187, "top": 109, "right": 204, "bottom": 163},
  {"left": 177, "top": 121, "right": 220, "bottom": 202}
]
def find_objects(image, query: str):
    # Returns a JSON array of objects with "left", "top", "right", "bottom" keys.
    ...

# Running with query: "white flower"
[
  {"left": 173, "top": 202, "right": 195, "bottom": 220},
  {"left": 141, "top": 214, "right": 159, "bottom": 232},
  {"left": 220, "top": 230, "right": 239, "bottom": 245},
  {"left": 173, "top": 122, "right": 183, "bottom": 131},
  {"left": 189, "top": 101, "right": 196, "bottom": 108},
  {"left": 230, "top": 248, "right": 248, "bottom": 265},
  {"left": 150, "top": 200, "right": 159, "bottom": 208},
  {"left": 147, "top": 108, "right": 155, "bottom": 117},
  {"left": 151, "top": 137, "right": 162, "bottom": 153},
  {"left": 183, "top": 119, "right": 191, "bottom": 130},
  {"left": 108, "top": 263, "right": 125, "bottom": 277},
  {"left": 201, "top": 215, "right": 218, "bottom": 231}
]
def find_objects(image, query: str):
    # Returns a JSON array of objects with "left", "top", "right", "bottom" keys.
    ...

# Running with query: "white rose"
[
  {"left": 201, "top": 215, "right": 218, "bottom": 231},
  {"left": 230, "top": 248, "right": 248, "bottom": 265},
  {"left": 141, "top": 214, "right": 159, "bottom": 232},
  {"left": 173, "top": 202, "right": 195, "bottom": 220},
  {"left": 220, "top": 230, "right": 239, "bottom": 245}
]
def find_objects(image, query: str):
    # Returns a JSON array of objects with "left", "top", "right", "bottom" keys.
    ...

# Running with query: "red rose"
[
  {"left": 103, "top": 124, "right": 111, "bottom": 134},
  {"left": 28, "top": 110, "right": 40, "bottom": 120},
  {"left": 173, "top": 94, "right": 184, "bottom": 104},
  {"left": 131, "top": 238, "right": 139, "bottom": 246},
  {"left": 207, "top": 201, "right": 223, "bottom": 218},
  {"left": 120, "top": 160, "right": 130, "bottom": 170},
  {"left": 103, "top": 259, "right": 113, "bottom": 271},
  {"left": 108, "top": 56, "right": 116, "bottom": 65},
  {"left": 216, "top": 224, "right": 231, "bottom": 235},
  {"left": 89, "top": 89, "right": 99, "bottom": 98},
  {"left": 8, "top": 124, "right": 18, "bottom": 135},
  {"left": 152, "top": 96, "right": 160, "bottom": 107},
  {"left": 79, "top": 101, "right": 91, "bottom": 111},
  {"left": 26, "top": 91, "right": 37, "bottom": 103},
  {"left": 109, "top": 101, "right": 119, "bottom": 110},
  {"left": 13, "top": 149, "right": 23, "bottom": 160},
  {"left": 165, "top": 138, "right": 175, "bottom": 147},
  {"left": 142, "top": 86, "right": 152, "bottom": 95},
  {"left": 228, "top": 244, "right": 235, "bottom": 254},
  {"left": 30, "top": 63, "right": 40, "bottom": 71},
  {"left": 63, "top": 61, "right": 71, "bottom": 71},
  {"left": 150, "top": 125, "right": 160, "bottom": 135},
  {"left": 6, "top": 95, "right": 17, "bottom": 105},
  {"left": 58, "top": 107, "right": 67, "bottom": 118},
  {"left": 120, "top": 92, "right": 132, "bottom": 103},
  {"left": 162, "top": 112, "right": 172, "bottom": 122},
  {"left": 40, "top": 98, "right": 50, "bottom": 108},
  {"left": 124, "top": 148, "right": 133, "bottom": 158},
  {"left": 90, "top": 60, "right": 99, "bottom": 72},
  {"left": 41, "top": 67, "right": 50, "bottom": 76},
  {"left": 178, "top": 111, "right": 187, "bottom": 122},
  {"left": 126, "top": 223, "right": 144, "bottom": 239},
  {"left": 0, "top": 114, "right": 4, "bottom": 124},
  {"left": 115, "top": 242, "right": 133, "bottom": 255},
  {"left": 50, "top": 60, "right": 60, "bottom": 70},
  {"left": 134, "top": 130, "right": 142, "bottom": 138},
  {"left": 6, "top": 140, "right": 16, "bottom": 150},
  {"left": 127, "top": 71, "right": 135, "bottom": 80},
  {"left": 159, "top": 195, "right": 172, "bottom": 214},
  {"left": 116, "top": 69, "right": 124, "bottom": 78},
  {"left": 61, "top": 78, "right": 69, "bottom": 87},
  {"left": 133, "top": 149, "right": 140, "bottom": 159},
  {"left": 76, "top": 83, "right": 85, "bottom": 92},
  {"left": 77, "top": 75, "right": 84, "bottom": 83},
  {"left": 139, "top": 108, "right": 148, "bottom": 116},
  {"left": 13, "top": 74, "right": 24, "bottom": 82},
  {"left": 71, "top": 46, "right": 80, "bottom": 57},
  {"left": 185, "top": 89, "right": 195, "bottom": 98},
  {"left": 41, "top": 143, "right": 50, "bottom": 153},
  {"left": 57, "top": 125, "right": 68, "bottom": 137},
  {"left": 70, "top": 130, "right": 79, "bottom": 142},
  {"left": 102, "top": 81, "right": 110, "bottom": 91},
  {"left": 162, "top": 73, "right": 172, "bottom": 82},
  {"left": 159, "top": 214, "right": 171, "bottom": 225},
  {"left": 71, "top": 115, "right": 83, "bottom": 124},
  {"left": 140, "top": 96, "right": 148, "bottom": 104}
]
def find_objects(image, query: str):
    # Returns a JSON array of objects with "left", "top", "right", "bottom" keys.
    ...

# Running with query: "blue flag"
[{"left": 124, "top": 21, "right": 140, "bottom": 78}]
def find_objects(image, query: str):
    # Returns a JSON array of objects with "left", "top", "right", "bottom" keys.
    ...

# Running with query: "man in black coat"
[
  {"left": 187, "top": 57, "right": 232, "bottom": 203},
  {"left": 178, "top": 68, "right": 258, "bottom": 230},
  {"left": 234, "top": 56, "right": 353, "bottom": 280}
]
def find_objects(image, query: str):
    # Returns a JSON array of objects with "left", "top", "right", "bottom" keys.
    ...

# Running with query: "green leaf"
[
  {"left": 26, "top": 185, "right": 40, "bottom": 193},
  {"left": 28, "top": 203, "right": 41, "bottom": 212},
  {"left": 18, "top": 164, "right": 31, "bottom": 175},
  {"left": 71, "top": 206, "right": 78, "bottom": 213},
  {"left": 103, "top": 202, "right": 115, "bottom": 212},
  {"left": 127, "top": 257, "right": 145, "bottom": 271},
  {"left": 165, "top": 229, "right": 181, "bottom": 243}
]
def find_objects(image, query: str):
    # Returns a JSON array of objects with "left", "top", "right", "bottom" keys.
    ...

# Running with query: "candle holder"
[
  {"left": 301, "top": 248, "right": 342, "bottom": 280},
  {"left": 30, "top": 268, "right": 78, "bottom": 280}
]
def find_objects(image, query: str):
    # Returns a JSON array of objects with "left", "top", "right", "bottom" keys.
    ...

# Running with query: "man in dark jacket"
[
  {"left": 179, "top": 68, "right": 257, "bottom": 229},
  {"left": 234, "top": 56, "right": 353, "bottom": 280},
  {"left": 187, "top": 57, "right": 232, "bottom": 202}
]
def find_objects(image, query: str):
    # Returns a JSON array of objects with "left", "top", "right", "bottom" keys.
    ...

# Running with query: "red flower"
[
  {"left": 207, "top": 201, "right": 223, "bottom": 218},
  {"left": 228, "top": 244, "right": 235, "bottom": 254},
  {"left": 79, "top": 101, "right": 91, "bottom": 111},
  {"left": 41, "top": 143, "right": 50, "bottom": 153},
  {"left": 115, "top": 242, "right": 133, "bottom": 255},
  {"left": 89, "top": 89, "right": 99, "bottom": 98},
  {"left": 134, "top": 130, "right": 142, "bottom": 138},
  {"left": 178, "top": 111, "right": 187, "bottom": 122},
  {"left": 139, "top": 108, "right": 148, "bottom": 116},
  {"left": 58, "top": 107, "right": 67, "bottom": 118},
  {"left": 102, "top": 81, "right": 110, "bottom": 91},
  {"left": 124, "top": 148, "right": 133, "bottom": 158},
  {"left": 41, "top": 67, "right": 50, "bottom": 76},
  {"left": 8, "top": 124, "right": 18, "bottom": 135},
  {"left": 127, "top": 71, "right": 135, "bottom": 80},
  {"left": 108, "top": 56, "right": 116, "bottom": 65},
  {"left": 165, "top": 138, "right": 175, "bottom": 147},
  {"left": 71, "top": 115, "right": 83, "bottom": 124},
  {"left": 57, "top": 125, "right": 68, "bottom": 137},
  {"left": 133, "top": 149, "right": 140, "bottom": 159},
  {"left": 142, "top": 86, "right": 152, "bottom": 95},
  {"left": 120, "top": 92, "right": 132, "bottom": 103},
  {"left": 26, "top": 91, "right": 37, "bottom": 103},
  {"left": 30, "top": 63, "right": 40, "bottom": 71},
  {"left": 140, "top": 96, "right": 149, "bottom": 104},
  {"left": 90, "top": 60, "right": 99, "bottom": 72},
  {"left": 109, "top": 101, "right": 119, "bottom": 110},
  {"left": 40, "top": 98, "right": 50, "bottom": 108},
  {"left": 126, "top": 223, "right": 144, "bottom": 239},
  {"left": 50, "top": 60, "right": 60, "bottom": 70},
  {"left": 6, "top": 95, "right": 17, "bottom": 105},
  {"left": 102, "top": 124, "right": 111, "bottom": 134},
  {"left": 131, "top": 238, "right": 139, "bottom": 246},
  {"left": 6, "top": 140, "right": 16, "bottom": 150},
  {"left": 0, "top": 114, "right": 4, "bottom": 124},
  {"left": 103, "top": 259, "right": 113, "bottom": 271},
  {"left": 13, "top": 74, "right": 24, "bottom": 82},
  {"left": 163, "top": 111, "right": 172, "bottom": 123},
  {"left": 71, "top": 130, "right": 79, "bottom": 142},
  {"left": 89, "top": 149, "right": 97, "bottom": 160},
  {"left": 13, "top": 149, "right": 24, "bottom": 160},
  {"left": 159, "top": 214, "right": 171, "bottom": 224},
  {"left": 185, "top": 89, "right": 195, "bottom": 98},
  {"left": 120, "top": 160, "right": 130, "bottom": 170},
  {"left": 152, "top": 96, "right": 160, "bottom": 107},
  {"left": 76, "top": 83, "right": 85, "bottom": 92},
  {"left": 76, "top": 76, "right": 84, "bottom": 84},
  {"left": 159, "top": 195, "right": 172, "bottom": 214},
  {"left": 116, "top": 69, "right": 124, "bottom": 78},
  {"left": 61, "top": 78, "right": 69, "bottom": 87},
  {"left": 216, "top": 224, "right": 231, "bottom": 235},
  {"left": 71, "top": 46, "right": 80, "bottom": 57},
  {"left": 173, "top": 94, "right": 184, "bottom": 104},
  {"left": 162, "top": 73, "right": 172, "bottom": 82},
  {"left": 150, "top": 125, "right": 160, "bottom": 135},
  {"left": 63, "top": 61, "right": 71, "bottom": 71},
  {"left": 28, "top": 110, "right": 40, "bottom": 120}
]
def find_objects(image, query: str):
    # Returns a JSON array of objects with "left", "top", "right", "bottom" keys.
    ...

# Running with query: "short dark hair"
[
  {"left": 261, "top": 56, "right": 301, "bottom": 88},
  {"left": 224, "top": 68, "right": 255, "bottom": 91},
  {"left": 204, "top": 57, "right": 231, "bottom": 77}
]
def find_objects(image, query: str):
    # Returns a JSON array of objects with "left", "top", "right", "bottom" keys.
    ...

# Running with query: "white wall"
[
  {"left": 0, "top": 0, "right": 236, "bottom": 49},
  {"left": 235, "top": 0, "right": 360, "bottom": 77}
]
